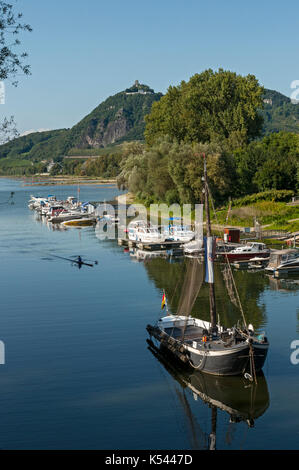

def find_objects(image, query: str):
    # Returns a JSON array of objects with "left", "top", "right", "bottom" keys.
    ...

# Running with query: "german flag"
[{"left": 161, "top": 292, "right": 166, "bottom": 310}]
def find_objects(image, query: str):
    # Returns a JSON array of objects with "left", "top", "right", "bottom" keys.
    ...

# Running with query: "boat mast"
[
  {"left": 209, "top": 406, "right": 217, "bottom": 450},
  {"left": 77, "top": 184, "right": 80, "bottom": 207},
  {"left": 203, "top": 153, "right": 217, "bottom": 332}
]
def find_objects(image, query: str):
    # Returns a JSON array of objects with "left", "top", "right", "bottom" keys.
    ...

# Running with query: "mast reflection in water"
[{"left": 147, "top": 338, "right": 269, "bottom": 450}]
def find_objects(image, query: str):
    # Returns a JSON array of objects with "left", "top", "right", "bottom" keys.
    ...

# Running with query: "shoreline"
[
  {"left": 0, "top": 175, "right": 117, "bottom": 187},
  {"left": 115, "top": 192, "right": 135, "bottom": 204}
]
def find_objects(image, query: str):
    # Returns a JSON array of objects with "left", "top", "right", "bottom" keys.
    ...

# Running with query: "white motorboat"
[
  {"left": 28, "top": 195, "right": 58, "bottom": 211},
  {"left": 130, "top": 226, "right": 166, "bottom": 243},
  {"left": 128, "top": 220, "right": 166, "bottom": 243},
  {"left": 265, "top": 249, "right": 299, "bottom": 274},
  {"left": 44, "top": 205, "right": 66, "bottom": 218},
  {"left": 163, "top": 225, "right": 194, "bottom": 242},
  {"left": 224, "top": 242, "right": 270, "bottom": 261},
  {"left": 66, "top": 196, "right": 79, "bottom": 208},
  {"left": 28, "top": 196, "right": 48, "bottom": 210},
  {"left": 48, "top": 209, "right": 88, "bottom": 223}
]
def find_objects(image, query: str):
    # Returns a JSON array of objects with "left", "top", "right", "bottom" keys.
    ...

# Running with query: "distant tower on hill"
[
  {"left": 134, "top": 80, "right": 140, "bottom": 88},
  {"left": 263, "top": 98, "right": 272, "bottom": 106}
]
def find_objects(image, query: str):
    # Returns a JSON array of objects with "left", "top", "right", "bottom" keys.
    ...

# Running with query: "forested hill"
[
  {"left": 0, "top": 84, "right": 299, "bottom": 173},
  {"left": 68, "top": 82, "right": 162, "bottom": 148},
  {"left": 0, "top": 129, "right": 68, "bottom": 160},
  {"left": 261, "top": 89, "right": 299, "bottom": 134},
  {"left": 0, "top": 82, "right": 162, "bottom": 166}
]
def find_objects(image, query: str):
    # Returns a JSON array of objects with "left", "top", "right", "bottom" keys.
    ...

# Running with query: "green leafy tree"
[
  {"left": 117, "top": 137, "right": 176, "bottom": 202},
  {"left": 145, "top": 69, "right": 264, "bottom": 148},
  {"left": 168, "top": 141, "right": 236, "bottom": 205},
  {"left": 118, "top": 137, "right": 236, "bottom": 206},
  {"left": 0, "top": 1, "right": 32, "bottom": 143},
  {"left": 234, "top": 132, "right": 299, "bottom": 194},
  {"left": 254, "top": 156, "right": 297, "bottom": 191},
  {"left": 0, "top": 1, "right": 32, "bottom": 83},
  {"left": 0, "top": 115, "right": 18, "bottom": 145}
]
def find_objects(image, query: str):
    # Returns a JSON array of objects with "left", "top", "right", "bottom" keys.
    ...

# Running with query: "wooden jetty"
[
  {"left": 118, "top": 237, "right": 184, "bottom": 254},
  {"left": 231, "top": 260, "right": 251, "bottom": 269}
]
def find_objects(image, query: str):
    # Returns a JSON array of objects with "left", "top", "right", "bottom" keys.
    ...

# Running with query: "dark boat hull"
[
  {"left": 224, "top": 252, "right": 269, "bottom": 261},
  {"left": 146, "top": 324, "right": 269, "bottom": 377},
  {"left": 187, "top": 342, "right": 268, "bottom": 376}
]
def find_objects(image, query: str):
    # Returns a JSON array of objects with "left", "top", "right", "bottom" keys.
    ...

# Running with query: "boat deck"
[
  {"left": 164, "top": 325, "right": 204, "bottom": 341},
  {"left": 163, "top": 325, "right": 240, "bottom": 351}
]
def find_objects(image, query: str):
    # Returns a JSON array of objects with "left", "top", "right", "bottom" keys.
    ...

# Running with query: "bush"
[
  {"left": 232, "top": 190, "right": 295, "bottom": 207},
  {"left": 165, "top": 189, "right": 180, "bottom": 205}
]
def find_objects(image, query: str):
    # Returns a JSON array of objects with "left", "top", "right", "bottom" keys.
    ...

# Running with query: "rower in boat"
[{"left": 44, "top": 253, "right": 97, "bottom": 268}]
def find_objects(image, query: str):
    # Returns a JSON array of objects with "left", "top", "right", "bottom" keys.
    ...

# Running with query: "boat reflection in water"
[
  {"left": 147, "top": 339, "right": 269, "bottom": 450},
  {"left": 130, "top": 248, "right": 169, "bottom": 262},
  {"left": 268, "top": 274, "right": 299, "bottom": 292},
  {"left": 33, "top": 212, "right": 68, "bottom": 231}
]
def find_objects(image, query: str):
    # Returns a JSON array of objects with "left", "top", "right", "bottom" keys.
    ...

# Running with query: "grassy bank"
[{"left": 213, "top": 201, "right": 299, "bottom": 232}]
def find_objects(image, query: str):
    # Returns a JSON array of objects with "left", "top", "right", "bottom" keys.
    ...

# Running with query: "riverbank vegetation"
[
  {"left": 117, "top": 70, "right": 298, "bottom": 204},
  {"left": 116, "top": 133, "right": 298, "bottom": 203},
  {"left": 1, "top": 69, "right": 298, "bottom": 233},
  {"left": 213, "top": 200, "right": 299, "bottom": 230},
  {"left": 116, "top": 70, "right": 299, "bottom": 230}
]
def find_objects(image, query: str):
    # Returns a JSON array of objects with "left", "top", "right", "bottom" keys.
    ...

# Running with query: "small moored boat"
[
  {"left": 265, "top": 249, "right": 299, "bottom": 274},
  {"left": 224, "top": 242, "right": 270, "bottom": 261},
  {"left": 62, "top": 218, "right": 96, "bottom": 227},
  {"left": 163, "top": 225, "right": 194, "bottom": 243},
  {"left": 128, "top": 221, "right": 166, "bottom": 243}
]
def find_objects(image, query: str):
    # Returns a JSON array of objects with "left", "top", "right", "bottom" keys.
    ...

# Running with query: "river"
[{"left": 0, "top": 178, "right": 298, "bottom": 449}]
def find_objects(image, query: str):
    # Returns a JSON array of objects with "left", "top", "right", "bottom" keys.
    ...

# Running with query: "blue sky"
[{"left": 2, "top": 0, "right": 299, "bottom": 134}]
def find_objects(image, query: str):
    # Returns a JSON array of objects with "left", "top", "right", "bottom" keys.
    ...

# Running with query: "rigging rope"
[
  {"left": 222, "top": 265, "right": 238, "bottom": 307},
  {"left": 187, "top": 351, "right": 207, "bottom": 370},
  {"left": 206, "top": 182, "right": 257, "bottom": 384}
]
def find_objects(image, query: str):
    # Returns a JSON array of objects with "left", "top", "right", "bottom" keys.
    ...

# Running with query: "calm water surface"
[{"left": 0, "top": 178, "right": 298, "bottom": 449}]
